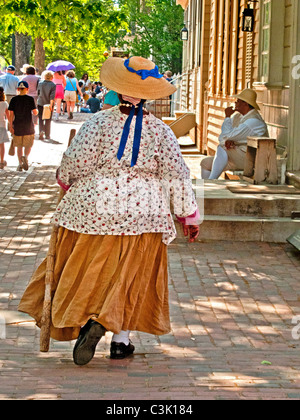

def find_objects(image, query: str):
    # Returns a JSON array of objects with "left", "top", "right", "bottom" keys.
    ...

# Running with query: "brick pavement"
[{"left": 0, "top": 114, "right": 300, "bottom": 400}]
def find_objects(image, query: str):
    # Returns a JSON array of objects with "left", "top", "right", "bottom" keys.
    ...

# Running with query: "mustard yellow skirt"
[{"left": 18, "top": 228, "right": 171, "bottom": 341}]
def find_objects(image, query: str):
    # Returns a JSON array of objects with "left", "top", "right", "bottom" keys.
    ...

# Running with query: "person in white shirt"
[
  {"left": 0, "top": 65, "right": 19, "bottom": 104},
  {"left": 201, "top": 89, "right": 269, "bottom": 179}
]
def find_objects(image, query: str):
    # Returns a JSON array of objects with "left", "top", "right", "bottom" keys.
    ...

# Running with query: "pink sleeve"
[
  {"left": 176, "top": 208, "right": 200, "bottom": 225},
  {"left": 56, "top": 169, "right": 71, "bottom": 192}
]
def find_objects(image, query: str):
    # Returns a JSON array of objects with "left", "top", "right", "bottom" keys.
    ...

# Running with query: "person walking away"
[
  {"left": 79, "top": 73, "right": 91, "bottom": 102},
  {"left": 53, "top": 71, "right": 66, "bottom": 121},
  {"left": 0, "top": 87, "right": 9, "bottom": 169},
  {"left": 18, "top": 56, "right": 200, "bottom": 365},
  {"left": 163, "top": 70, "right": 173, "bottom": 82},
  {"left": 37, "top": 71, "right": 56, "bottom": 140},
  {"left": 80, "top": 92, "right": 101, "bottom": 113},
  {"left": 22, "top": 66, "right": 40, "bottom": 125},
  {"left": 8, "top": 81, "right": 38, "bottom": 171},
  {"left": 20, "top": 64, "right": 30, "bottom": 78},
  {"left": 200, "top": 89, "right": 269, "bottom": 179},
  {"left": 0, "top": 65, "right": 19, "bottom": 104},
  {"left": 64, "top": 70, "right": 82, "bottom": 119}
]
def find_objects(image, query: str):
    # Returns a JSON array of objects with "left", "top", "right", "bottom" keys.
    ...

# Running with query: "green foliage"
[
  {"left": 0, "top": 22, "right": 12, "bottom": 65},
  {"left": 0, "top": 0, "right": 183, "bottom": 76},
  {"left": 0, "top": 0, "right": 128, "bottom": 77},
  {"left": 117, "top": 0, "right": 184, "bottom": 74}
]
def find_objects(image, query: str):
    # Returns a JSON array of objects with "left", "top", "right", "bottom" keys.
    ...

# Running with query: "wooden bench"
[{"left": 243, "top": 137, "right": 278, "bottom": 185}]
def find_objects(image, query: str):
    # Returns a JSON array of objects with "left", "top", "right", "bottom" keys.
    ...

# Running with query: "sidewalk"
[{"left": 0, "top": 113, "right": 300, "bottom": 400}]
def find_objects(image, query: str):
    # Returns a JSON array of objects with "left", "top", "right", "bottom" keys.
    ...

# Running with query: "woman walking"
[
  {"left": 64, "top": 70, "right": 82, "bottom": 120},
  {"left": 0, "top": 87, "right": 9, "bottom": 169},
  {"left": 37, "top": 71, "right": 56, "bottom": 140},
  {"left": 18, "top": 56, "right": 200, "bottom": 365},
  {"left": 53, "top": 71, "right": 66, "bottom": 121}
]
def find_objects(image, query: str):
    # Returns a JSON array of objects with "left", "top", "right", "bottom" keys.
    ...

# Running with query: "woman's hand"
[{"left": 182, "top": 223, "right": 200, "bottom": 243}]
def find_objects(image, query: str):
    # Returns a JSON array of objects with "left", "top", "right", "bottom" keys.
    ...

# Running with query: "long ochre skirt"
[{"left": 18, "top": 228, "right": 171, "bottom": 341}]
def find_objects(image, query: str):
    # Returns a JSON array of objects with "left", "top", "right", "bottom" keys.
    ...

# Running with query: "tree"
[
  {"left": 0, "top": 0, "right": 128, "bottom": 75},
  {"left": 117, "top": 0, "right": 184, "bottom": 74},
  {"left": 0, "top": 23, "right": 12, "bottom": 67}
]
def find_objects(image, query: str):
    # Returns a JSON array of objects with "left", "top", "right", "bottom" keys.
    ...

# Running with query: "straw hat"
[
  {"left": 100, "top": 56, "right": 177, "bottom": 100},
  {"left": 20, "top": 64, "right": 30, "bottom": 74},
  {"left": 233, "top": 88, "right": 260, "bottom": 110}
]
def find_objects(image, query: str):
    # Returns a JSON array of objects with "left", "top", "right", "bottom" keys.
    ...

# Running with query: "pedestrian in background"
[
  {"left": 0, "top": 87, "right": 9, "bottom": 169},
  {"left": 20, "top": 64, "right": 30, "bottom": 78},
  {"left": 37, "top": 71, "right": 56, "bottom": 140},
  {"left": 22, "top": 66, "right": 40, "bottom": 125},
  {"left": 79, "top": 73, "right": 91, "bottom": 102},
  {"left": 8, "top": 81, "right": 38, "bottom": 171},
  {"left": 0, "top": 65, "right": 19, "bottom": 104},
  {"left": 64, "top": 70, "right": 82, "bottom": 120},
  {"left": 53, "top": 71, "right": 66, "bottom": 121},
  {"left": 80, "top": 92, "right": 101, "bottom": 113}
]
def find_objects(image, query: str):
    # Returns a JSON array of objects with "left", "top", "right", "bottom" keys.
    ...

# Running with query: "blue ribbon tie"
[
  {"left": 117, "top": 104, "right": 136, "bottom": 161},
  {"left": 131, "top": 102, "right": 144, "bottom": 167},
  {"left": 117, "top": 102, "right": 144, "bottom": 167},
  {"left": 124, "top": 58, "right": 163, "bottom": 80}
]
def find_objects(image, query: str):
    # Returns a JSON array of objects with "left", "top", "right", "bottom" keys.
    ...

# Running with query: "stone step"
[
  {"left": 287, "top": 171, "right": 300, "bottom": 189},
  {"left": 185, "top": 180, "right": 300, "bottom": 243},
  {"left": 175, "top": 217, "right": 300, "bottom": 243},
  {"left": 193, "top": 180, "right": 300, "bottom": 218},
  {"left": 203, "top": 196, "right": 300, "bottom": 218}
]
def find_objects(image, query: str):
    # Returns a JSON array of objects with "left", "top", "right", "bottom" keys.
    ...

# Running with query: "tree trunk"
[
  {"left": 14, "top": 33, "right": 32, "bottom": 75},
  {"left": 34, "top": 37, "right": 46, "bottom": 75}
]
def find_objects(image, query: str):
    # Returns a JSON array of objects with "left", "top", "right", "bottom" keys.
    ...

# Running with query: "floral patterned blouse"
[{"left": 52, "top": 106, "right": 198, "bottom": 245}]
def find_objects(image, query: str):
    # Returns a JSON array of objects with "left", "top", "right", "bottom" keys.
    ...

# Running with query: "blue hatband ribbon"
[{"left": 124, "top": 58, "right": 163, "bottom": 81}]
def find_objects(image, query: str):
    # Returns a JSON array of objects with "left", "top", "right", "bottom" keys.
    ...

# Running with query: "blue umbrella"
[{"left": 46, "top": 60, "right": 75, "bottom": 72}]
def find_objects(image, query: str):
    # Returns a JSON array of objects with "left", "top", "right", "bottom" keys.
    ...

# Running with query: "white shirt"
[{"left": 219, "top": 110, "right": 269, "bottom": 151}]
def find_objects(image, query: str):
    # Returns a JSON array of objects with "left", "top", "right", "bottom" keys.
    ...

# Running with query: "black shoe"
[
  {"left": 73, "top": 320, "right": 106, "bottom": 366},
  {"left": 110, "top": 341, "right": 135, "bottom": 360}
]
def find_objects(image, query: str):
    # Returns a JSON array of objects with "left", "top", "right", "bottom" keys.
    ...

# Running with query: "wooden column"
[
  {"left": 229, "top": 0, "right": 239, "bottom": 95},
  {"left": 288, "top": 0, "right": 300, "bottom": 171},
  {"left": 216, "top": 0, "right": 225, "bottom": 95}
]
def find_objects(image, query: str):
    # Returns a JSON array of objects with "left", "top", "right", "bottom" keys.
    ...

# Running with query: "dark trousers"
[{"left": 38, "top": 105, "right": 52, "bottom": 138}]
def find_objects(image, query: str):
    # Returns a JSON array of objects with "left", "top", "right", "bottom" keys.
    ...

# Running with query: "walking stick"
[{"left": 40, "top": 128, "right": 77, "bottom": 352}]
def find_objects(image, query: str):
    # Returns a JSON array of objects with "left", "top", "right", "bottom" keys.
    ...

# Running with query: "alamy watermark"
[
  {"left": 95, "top": 177, "right": 204, "bottom": 224},
  {"left": 292, "top": 316, "right": 300, "bottom": 340},
  {"left": 292, "top": 55, "right": 300, "bottom": 80},
  {"left": 0, "top": 314, "right": 6, "bottom": 340}
]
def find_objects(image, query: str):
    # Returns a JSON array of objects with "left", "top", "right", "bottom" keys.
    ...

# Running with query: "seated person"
[
  {"left": 80, "top": 92, "right": 101, "bottom": 113},
  {"left": 201, "top": 89, "right": 269, "bottom": 179},
  {"left": 94, "top": 82, "right": 103, "bottom": 95}
]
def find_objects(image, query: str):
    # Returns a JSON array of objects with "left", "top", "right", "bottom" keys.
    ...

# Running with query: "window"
[
  {"left": 261, "top": 0, "right": 271, "bottom": 82},
  {"left": 258, "top": 0, "right": 285, "bottom": 87}
]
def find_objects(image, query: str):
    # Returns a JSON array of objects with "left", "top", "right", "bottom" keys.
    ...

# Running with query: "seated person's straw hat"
[
  {"left": 100, "top": 56, "right": 177, "bottom": 100},
  {"left": 233, "top": 88, "right": 260, "bottom": 110}
]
